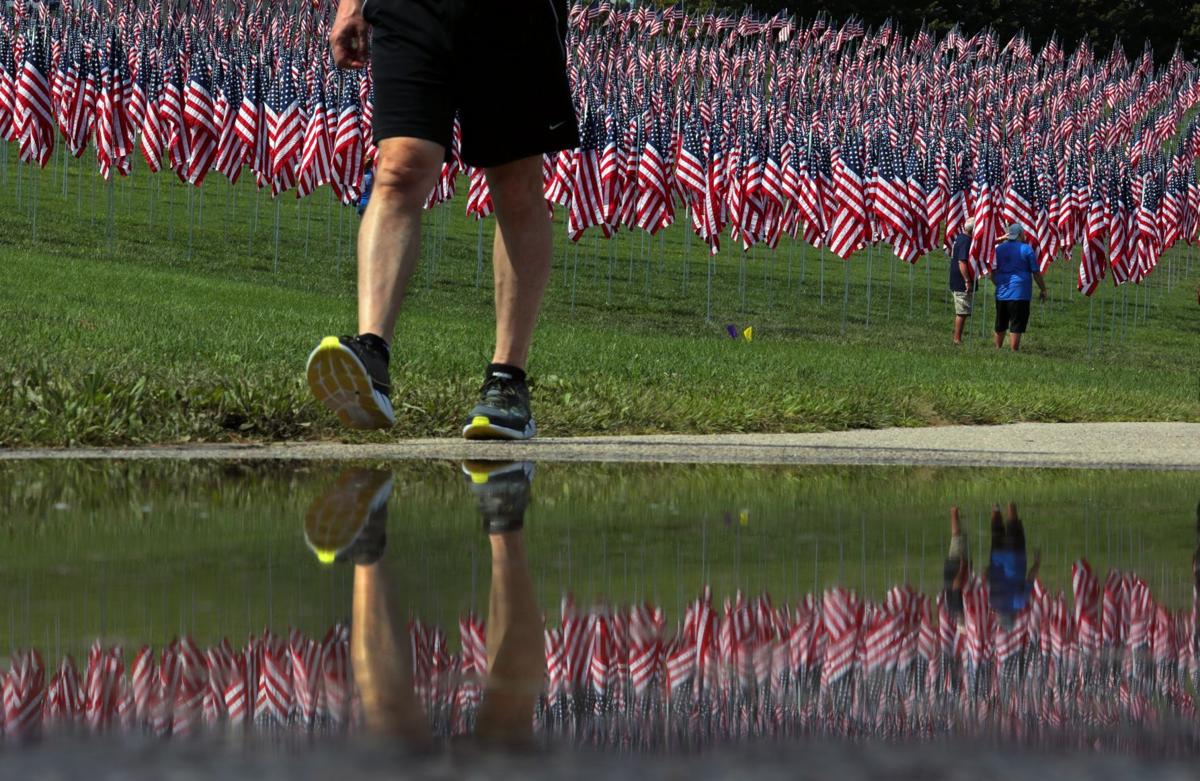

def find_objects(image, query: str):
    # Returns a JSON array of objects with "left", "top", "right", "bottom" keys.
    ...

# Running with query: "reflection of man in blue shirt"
[
  {"left": 988, "top": 502, "right": 1041, "bottom": 626},
  {"left": 986, "top": 224, "right": 1047, "bottom": 352}
]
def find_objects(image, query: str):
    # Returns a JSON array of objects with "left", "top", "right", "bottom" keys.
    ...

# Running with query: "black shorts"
[
  {"left": 994, "top": 299, "right": 1031, "bottom": 334},
  {"left": 363, "top": 0, "right": 580, "bottom": 168}
]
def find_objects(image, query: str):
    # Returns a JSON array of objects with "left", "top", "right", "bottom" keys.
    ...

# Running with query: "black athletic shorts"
[
  {"left": 362, "top": 0, "right": 580, "bottom": 168},
  {"left": 994, "top": 298, "right": 1031, "bottom": 334}
]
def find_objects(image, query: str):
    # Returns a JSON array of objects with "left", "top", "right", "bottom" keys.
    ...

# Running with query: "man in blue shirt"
[
  {"left": 948, "top": 218, "right": 974, "bottom": 344},
  {"left": 988, "top": 502, "right": 1041, "bottom": 627},
  {"left": 987, "top": 223, "right": 1047, "bottom": 352}
]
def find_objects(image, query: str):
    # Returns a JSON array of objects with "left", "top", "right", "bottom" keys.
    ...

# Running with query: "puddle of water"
[{"left": 1, "top": 460, "right": 1198, "bottom": 759}]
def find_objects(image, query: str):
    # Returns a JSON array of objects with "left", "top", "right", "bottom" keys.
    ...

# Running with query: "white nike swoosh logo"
[{"left": 549, "top": 121, "right": 566, "bottom": 130}]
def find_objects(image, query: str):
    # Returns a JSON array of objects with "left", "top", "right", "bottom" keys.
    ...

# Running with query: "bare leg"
[
  {"left": 953, "top": 315, "right": 967, "bottom": 344},
  {"left": 350, "top": 562, "right": 432, "bottom": 746},
  {"left": 992, "top": 330, "right": 1005, "bottom": 349},
  {"left": 486, "top": 156, "right": 553, "bottom": 370},
  {"left": 356, "top": 138, "right": 444, "bottom": 344},
  {"left": 1009, "top": 332, "right": 1023, "bottom": 351},
  {"left": 475, "top": 531, "right": 544, "bottom": 747}
]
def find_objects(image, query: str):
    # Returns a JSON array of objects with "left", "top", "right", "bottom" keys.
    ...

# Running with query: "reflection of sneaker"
[
  {"left": 306, "top": 335, "right": 395, "bottom": 429},
  {"left": 304, "top": 469, "right": 393, "bottom": 565},
  {"left": 462, "top": 372, "right": 535, "bottom": 440},
  {"left": 461, "top": 461, "right": 534, "bottom": 534}
]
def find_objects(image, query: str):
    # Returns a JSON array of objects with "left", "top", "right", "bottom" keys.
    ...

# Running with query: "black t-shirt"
[{"left": 949, "top": 232, "right": 970, "bottom": 292}]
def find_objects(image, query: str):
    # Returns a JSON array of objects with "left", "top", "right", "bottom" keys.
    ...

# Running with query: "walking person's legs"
[
  {"left": 485, "top": 157, "right": 554, "bottom": 371},
  {"left": 993, "top": 299, "right": 1008, "bottom": 349},
  {"left": 356, "top": 139, "right": 445, "bottom": 343},
  {"left": 1006, "top": 300, "right": 1030, "bottom": 352},
  {"left": 951, "top": 290, "right": 971, "bottom": 344}
]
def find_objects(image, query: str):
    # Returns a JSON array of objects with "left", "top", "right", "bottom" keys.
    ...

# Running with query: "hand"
[
  {"left": 1038, "top": 288, "right": 1047, "bottom": 302},
  {"left": 330, "top": 0, "right": 369, "bottom": 69}
]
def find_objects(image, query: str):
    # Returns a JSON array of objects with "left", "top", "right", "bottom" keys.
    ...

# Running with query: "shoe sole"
[
  {"left": 304, "top": 471, "right": 394, "bottom": 564},
  {"left": 461, "top": 415, "right": 536, "bottom": 441},
  {"left": 460, "top": 461, "right": 535, "bottom": 483},
  {"left": 306, "top": 337, "right": 395, "bottom": 430}
]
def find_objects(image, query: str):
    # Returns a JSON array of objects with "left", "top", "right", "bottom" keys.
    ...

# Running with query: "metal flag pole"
[
  {"left": 864, "top": 245, "right": 873, "bottom": 330},
  {"left": 925, "top": 251, "right": 932, "bottom": 315},
  {"left": 786, "top": 236, "right": 793, "bottom": 294},
  {"left": 107, "top": 177, "right": 115, "bottom": 256},
  {"left": 186, "top": 185, "right": 195, "bottom": 262},
  {"left": 1087, "top": 294, "right": 1094, "bottom": 353},
  {"left": 841, "top": 257, "right": 850, "bottom": 336},
  {"left": 819, "top": 247, "right": 826, "bottom": 306},
  {"left": 799, "top": 240, "right": 807, "bottom": 290},
  {"left": 739, "top": 249, "right": 747, "bottom": 313},
  {"left": 273, "top": 196, "right": 282, "bottom": 274},
  {"left": 706, "top": 248, "right": 714, "bottom": 323},
  {"left": 886, "top": 254, "right": 894, "bottom": 322},
  {"left": 571, "top": 238, "right": 580, "bottom": 313},
  {"left": 31, "top": 164, "right": 41, "bottom": 243},
  {"left": 606, "top": 230, "right": 615, "bottom": 307},
  {"left": 682, "top": 207, "right": 691, "bottom": 296},
  {"left": 250, "top": 184, "right": 262, "bottom": 254},
  {"left": 304, "top": 193, "right": 313, "bottom": 265},
  {"left": 907, "top": 259, "right": 914, "bottom": 318}
]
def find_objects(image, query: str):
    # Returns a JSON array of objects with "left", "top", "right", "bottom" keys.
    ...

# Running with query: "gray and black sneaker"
[
  {"left": 461, "top": 461, "right": 534, "bottom": 534},
  {"left": 306, "top": 335, "right": 395, "bottom": 429},
  {"left": 304, "top": 469, "right": 393, "bottom": 565},
  {"left": 462, "top": 371, "right": 535, "bottom": 440}
]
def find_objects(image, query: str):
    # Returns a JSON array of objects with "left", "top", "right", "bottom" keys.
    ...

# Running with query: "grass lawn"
[{"left": 1, "top": 151, "right": 1198, "bottom": 446}]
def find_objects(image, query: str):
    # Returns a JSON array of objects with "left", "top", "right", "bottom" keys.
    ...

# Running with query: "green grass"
[
  {"left": 2, "top": 460, "right": 1197, "bottom": 659},
  {"left": 1, "top": 150, "right": 1198, "bottom": 446}
]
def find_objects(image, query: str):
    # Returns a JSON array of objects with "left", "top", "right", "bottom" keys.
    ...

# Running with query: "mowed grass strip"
[{"left": 1, "top": 156, "right": 1198, "bottom": 446}]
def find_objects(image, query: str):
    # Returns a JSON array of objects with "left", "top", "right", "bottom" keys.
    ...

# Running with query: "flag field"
[{"left": 1, "top": 154, "right": 1198, "bottom": 447}]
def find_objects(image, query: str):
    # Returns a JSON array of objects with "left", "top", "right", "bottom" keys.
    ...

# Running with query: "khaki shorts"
[{"left": 952, "top": 291, "right": 972, "bottom": 316}]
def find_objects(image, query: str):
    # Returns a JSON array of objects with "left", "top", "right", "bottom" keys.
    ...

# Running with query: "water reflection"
[{"left": 1, "top": 462, "right": 1198, "bottom": 755}]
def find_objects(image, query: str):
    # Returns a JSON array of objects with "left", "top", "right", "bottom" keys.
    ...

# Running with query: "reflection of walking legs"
[
  {"left": 304, "top": 469, "right": 431, "bottom": 745},
  {"left": 476, "top": 530, "right": 544, "bottom": 746},
  {"left": 463, "top": 461, "right": 544, "bottom": 747},
  {"left": 1004, "top": 502, "right": 1025, "bottom": 551},
  {"left": 351, "top": 561, "right": 433, "bottom": 746},
  {"left": 1192, "top": 500, "right": 1200, "bottom": 593},
  {"left": 990, "top": 504, "right": 1005, "bottom": 550}
]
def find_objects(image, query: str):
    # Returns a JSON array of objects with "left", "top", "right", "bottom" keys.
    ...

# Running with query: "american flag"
[
  {"left": 1, "top": 0, "right": 1198, "bottom": 292},
  {"left": 295, "top": 81, "right": 331, "bottom": 198},
  {"left": 828, "top": 136, "right": 868, "bottom": 259},
  {"left": 265, "top": 60, "right": 301, "bottom": 194},
  {"left": 16, "top": 31, "right": 55, "bottom": 167},
  {"left": 330, "top": 74, "right": 363, "bottom": 205}
]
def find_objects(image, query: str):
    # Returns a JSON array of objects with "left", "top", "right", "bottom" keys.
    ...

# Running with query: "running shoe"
[
  {"left": 304, "top": 469, "right": 393, "bottom": 565},
  {"left": 461, "top": 372, "right": 535, "bottom": 440},
  {"left": 461, "top": 461, "right": 534, "bottom": 534},
  {"left": 306, "top": 335, "right": 395, "bottom": 429}
]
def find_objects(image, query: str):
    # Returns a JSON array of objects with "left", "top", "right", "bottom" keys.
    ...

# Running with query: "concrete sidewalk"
[{"left": 3, "top": 422, "right": 1198, "bottom": 470}]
